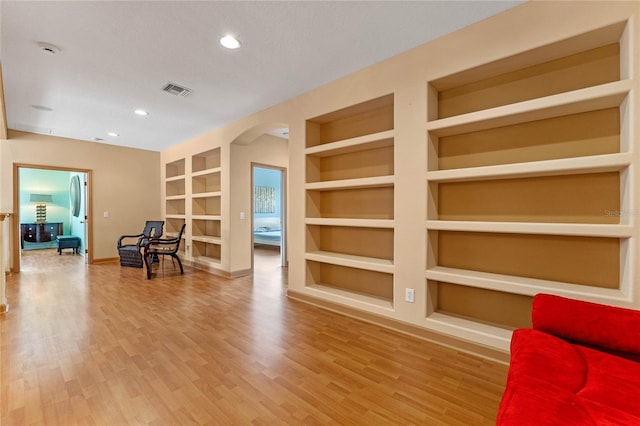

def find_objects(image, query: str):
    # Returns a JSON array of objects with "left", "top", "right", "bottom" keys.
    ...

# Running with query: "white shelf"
[
  {"left": 165, "top": 175, "right": 185, "bottom": 182},
  {"left": 426, "top": 80, "right": 632, "bottom": 137},
  {"left": 425, "top": 152, "right": 633, "bottom": 182},
  {"left": 191, "top": 236, "right": 221, "bottom": 245},
  {"left": 424, "top": 266, "right": 630, "bottom": 303},
  {"left": 426, "top": 220, "right": 633, "bottom": 238},
  {"left": 305, "top": 130, "right": 395, "bottom": 156},
  {"left": 424, "top": 312, "right": 512, "bottom": 352},
  {"left": 165, "top": 214, "right": 185, "bottom": 219},
  {"left": 306, "top": 176, "right": 394, "bottom": 191},
  {"left": 305, "top": 250, "right": 394, "bottom": 274},
  {"left": 305, "top": 218, "right": 395, "bottom": 228},
  {"left": 192, "top": 191, "right": 221, "bottom": 198},
  {"left": 306, "top": 284, "right": 394, "bottom": 310},
  {"left": 191, "top": 167, "right": 221, "bottom": 177},
  {"left": 165, "top": 195, "right": 186, "bottom": 200},
  {"left": 192, "top": 215, "right": 222, "bottom": 221},
  {"left": 192, "top": 256, "right": 221, "bottom": 266}
]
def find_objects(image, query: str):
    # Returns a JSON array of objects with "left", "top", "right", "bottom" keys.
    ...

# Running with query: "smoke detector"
[
  {"left": 162, "top": 82, "right": 192, "bottom": 97},
  {"left": 37, "top": 42, "right": 61, "bottom": 55}
]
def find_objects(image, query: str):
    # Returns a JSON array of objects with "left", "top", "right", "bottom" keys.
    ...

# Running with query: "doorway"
[
  {"left": 252, "top": 164, "right": 286, "bottom": 271},
  {"left": 13, "top": 164, "right": 92, "bottom": 272}
]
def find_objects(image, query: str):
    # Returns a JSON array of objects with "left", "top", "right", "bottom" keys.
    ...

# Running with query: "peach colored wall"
[
  {"left": 158, "top": 1, "right": 640, "bottom": 353},
  {"left": 0, "top": 130, "right": 160, "bottom": 263},
  {"left": 229, "top": 134, "right": 288, "bottom": 272}
]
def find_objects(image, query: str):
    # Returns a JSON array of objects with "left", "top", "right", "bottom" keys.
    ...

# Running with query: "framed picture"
[{"left": 254, "top": 186, "right": 276, "bottom": 213}]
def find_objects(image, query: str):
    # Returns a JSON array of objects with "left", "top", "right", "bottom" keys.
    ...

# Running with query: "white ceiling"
[{"left": 0, "top": 1, "right": 522, "bottom": 152}]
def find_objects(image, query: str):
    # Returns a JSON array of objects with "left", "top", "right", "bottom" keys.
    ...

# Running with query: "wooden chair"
[
  {"left": 144, "top": 224, "right": 186, "bottom": 279},
  {"left": 117, "top": 221, "right": 164, "bottom": 268}
]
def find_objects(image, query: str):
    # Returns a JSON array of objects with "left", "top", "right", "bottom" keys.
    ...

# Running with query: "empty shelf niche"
[
  {"left": 192, "top": 148, "right": 221, "bottom": 173},
  {"left": 307, "top": 187, "right": 394, "bottom": 219},
  {"left": 306, "top": 260, "right": 393, "bottom": 306},
  {"left": 427, "top": 280, "right": 533, "bottom": 330},
  {"left": 192, "top": 171, "right": 221, "bottom": 194},
  {"left": 193, "top": 196, "right": 220, "bottom": 216},
  {"left": 306, "top": 225, "right": 393, "bottom": 262},
  {"left": 429, "top": 22, "right": 624, "bottom": 119},
  {"left": 166, "top": 198, "right": 185, "bottom": 215},
  {"left": 432, "top": 230, "right": 621, "bottom": 289},
  {"left": 192, "top": 240, "right": 221, "bottom": 262},
  {"left": 307, "top": 138, "right": 394, "bottom": 183},
  {"left": 306, "top": 94, "right": 394, "bottom": 148},
  {"left": 165, "top": 218, "right": 185, "bottom": 235},
  {"left": 430, "top": 107, "right": 620, "bottom": 171},
  {"left": 193, "top": 219, "right": 221, "bottom": 239},
  {"left": 166, "top": 178, "right": 185, "bottom": 197},
  {"left": 166, "top": 158, "right": 185, "bottom": 178},
  {"left": 435, "top": 171, "right": 620, "bottom": 224}
]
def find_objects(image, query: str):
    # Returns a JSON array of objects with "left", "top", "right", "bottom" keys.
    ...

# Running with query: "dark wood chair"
[
  {"left": 117, "top": 221, "right": 164, "bottom": 268},
  {"left": 144, "top": 224, "right": 186, "bottom": 279}
]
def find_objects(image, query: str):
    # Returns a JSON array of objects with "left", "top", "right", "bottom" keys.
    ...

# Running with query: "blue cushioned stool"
[{"left": 56, "top": 235, "right": 81, "bottom": 255}]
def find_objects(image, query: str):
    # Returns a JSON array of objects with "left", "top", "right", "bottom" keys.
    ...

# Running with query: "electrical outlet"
[{"left": 405, "top": 288, "right": 415, "bottom": 303}]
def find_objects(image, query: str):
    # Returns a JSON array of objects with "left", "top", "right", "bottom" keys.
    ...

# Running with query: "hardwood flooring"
[{"left": 1, "top": 248, "right": 508, "bottom": 425}]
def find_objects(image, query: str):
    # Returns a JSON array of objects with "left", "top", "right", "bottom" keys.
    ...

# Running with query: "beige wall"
[
  {"left": 0, "top": 130, "right": 160, "bottom": 263},
  {"left": 229, "top": 134, "right": 288, "bottom": 272},
  {"left": 159, "top": 1, "right": 640, "bottom": 354}
]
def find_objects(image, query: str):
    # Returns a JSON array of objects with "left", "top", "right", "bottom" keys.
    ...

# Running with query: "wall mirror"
[{"left": 70, "top": 175, "right": 81, "bottom": 217}]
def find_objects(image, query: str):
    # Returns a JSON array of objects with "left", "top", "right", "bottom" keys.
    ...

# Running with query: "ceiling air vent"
[{"left": 161, "top": 82, "right": 192, "bottom": 97}]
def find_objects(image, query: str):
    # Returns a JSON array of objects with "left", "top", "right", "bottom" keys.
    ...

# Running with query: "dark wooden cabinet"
[{"left": 21, "top": 222, "right": 63, "bottom": 248}]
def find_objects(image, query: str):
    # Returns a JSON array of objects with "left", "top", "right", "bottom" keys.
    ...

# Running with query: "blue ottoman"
[{"left": 56, "top": 236, "right": 81, "bottom": 255}]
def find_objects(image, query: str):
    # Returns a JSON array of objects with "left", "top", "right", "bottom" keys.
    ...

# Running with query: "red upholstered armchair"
[{"left": 497, "top": 294, "right": 640, "bottom": 425}]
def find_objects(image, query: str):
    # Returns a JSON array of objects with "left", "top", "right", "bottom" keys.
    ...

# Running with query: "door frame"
[
  {"left": 251, "top": 162, "right": 287, "bottom": 269},
  {"left": 12, "top": 163, "right": 93, "bottom": 272}
]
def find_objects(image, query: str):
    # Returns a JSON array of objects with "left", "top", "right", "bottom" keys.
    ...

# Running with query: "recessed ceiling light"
[
  {"left": 134, "top": 109, "right": 149, "bottom": 116},
  {"left": 220, "top": 35, "right": 241, "bottom": 49},
  {"left": 107, "top": 132, "right": 119, "bottom": 137}
]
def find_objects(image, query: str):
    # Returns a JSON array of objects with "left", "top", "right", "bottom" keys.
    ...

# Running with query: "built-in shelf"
[
  {"left": 305, "top": 218, "right": 395, "bottom": 228},
  {"left": 305, "top": 251, "right": 395, "bottom": 274},
  {"left": 306, "top": 284, "right": 394, "bottom": 310},
  {"left": 304, "top": 94, "right": 396, "bottom": 311},
  {"left": 192, "top": 191, "right": 222, "bottom": 198},
  {"left": 192, "top": 215, "right": 222, "bottom": 221},
  {"left": 422, "top": 20, "right": 635, "bottom": 348},
  {"left": 191, "top": 235, "right": 221, "bottom": 245},
  {"left": 425, "top": 220, "right": 633, "bottom": 238},
  {"left": 425, "top": 266, "right": 630, "bottom": 303},
  {"left": 305, "top": 130, "right": 395, "bottom": 156},
  {"left": 192, "top": 167, "right": 222, "bottom": 178},
  {"left": 424, "top": 312, "right": 513, "bottom": 352},
  {"left": 426, "top": 81, "right": 631, "bottom": 137},
  {"left": 305, "top": 176, "right": 394, "bottom": 191},
  {"left": 165, "top": 175, "right": 186, "bottom": 182},
  {"left": 425, "top": 153, "right": 632, "bottom": 182}
]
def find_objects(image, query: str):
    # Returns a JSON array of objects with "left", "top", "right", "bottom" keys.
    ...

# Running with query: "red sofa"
[{"left": 497, "top": 293, "right": 640, "bottom": 425}]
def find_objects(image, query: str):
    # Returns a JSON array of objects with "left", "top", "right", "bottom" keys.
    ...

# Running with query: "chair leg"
[
  {"left": 143, "top": 252, "right": 153, "bottom": 280},
  {"left": 171, "top": 254, "right": 184, "bottom": 274}
]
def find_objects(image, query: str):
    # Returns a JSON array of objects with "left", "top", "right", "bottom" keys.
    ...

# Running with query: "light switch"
[
  {"left": 103, "top": 211, "right": 109, "bottom": 218},
  {"left": 240, "top": 212, "right": 246, "bottom": 220}
]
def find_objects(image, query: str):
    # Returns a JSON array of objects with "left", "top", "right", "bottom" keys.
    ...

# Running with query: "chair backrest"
[{"left": 143, "top": 221, "right": 164, "bottom": 238}]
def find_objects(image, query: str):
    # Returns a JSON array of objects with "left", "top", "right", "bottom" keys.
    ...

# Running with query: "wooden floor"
[{"left": 1, "top": 247, "right": 508, "bottom": 425}]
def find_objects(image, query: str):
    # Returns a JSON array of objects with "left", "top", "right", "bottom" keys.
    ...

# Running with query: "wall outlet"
[{"left": 405, "top": 288, "right": 415, "bottom": 303}]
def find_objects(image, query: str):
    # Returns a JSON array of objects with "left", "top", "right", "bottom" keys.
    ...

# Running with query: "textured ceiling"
[{"left": 0, "top": 1, "right": 522, "bottom": 151}]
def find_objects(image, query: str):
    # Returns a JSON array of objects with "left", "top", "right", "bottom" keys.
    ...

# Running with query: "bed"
[{"left": 253, "top": 218, "right": 282, "bottom": 247}]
